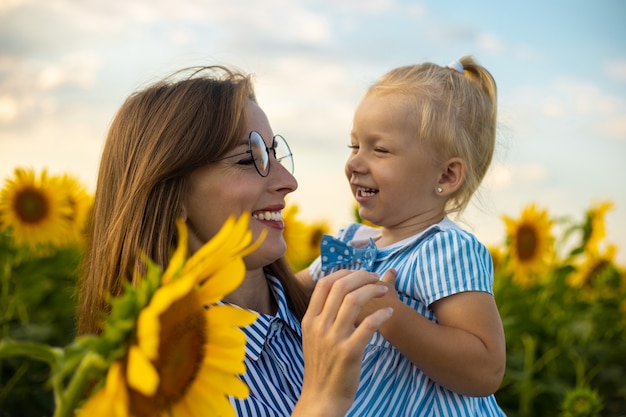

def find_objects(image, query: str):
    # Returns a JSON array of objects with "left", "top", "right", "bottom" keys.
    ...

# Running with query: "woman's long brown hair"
[{"left": 77, "top": 66, "right": 309, "bottom": 335}]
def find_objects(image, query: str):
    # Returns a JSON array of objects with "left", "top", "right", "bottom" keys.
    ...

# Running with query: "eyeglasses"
[{"left": 213, "top": 131, "right": 294, "bottom": 177}]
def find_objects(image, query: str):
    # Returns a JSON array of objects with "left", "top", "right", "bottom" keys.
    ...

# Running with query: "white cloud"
[
  {"left": 599, "top": 116, "right": 626, "bottom": 140},
  {"left": 484, "top": 162, "right": 548, "bottom": 190},
  {"left": 169, "top": 29, "right": 193, "bottom": 47},
  {"left": 541, "top": 99, "right": 566, "bottom": 119},
  {"left": 0, "top": 51, "right": 102, "bottom": 128},
  {"left": 0, "top": 0, "right": 26, "bottom": 14},
  {"left": 605, "top": 58, "right": 626, "bottom": 82},
  {"left": 37, "top": 51, "right": 101, "bottom": 90},
  {"left": 477, "top": 32, "right": 505, "bottom": 54},
  {"left": 257, "top": 57, "right": 357, "bottom": 135},
  {"left": 298, "top": 0, "right": 404, "bottom": 14},
  {"left": 508, "top": 78, "right": 626, "bottom": 142},
  {"left": 556, "top": 80, "right": 626, "bottom": 140},
  {"left": 272, "top": 8, "right": 332, "bottom": 45},
  {"left": 0, "top": 96, "right": 18, "bottom": 123},
  {"left": 0, "top": 115, "right": 104, "bottom": 191},
  {"left": 484, "top": 163, "right": 512, "bottom": 189},
  {"left": 560, "top": 80, "right": 619, "bottom": 115}
]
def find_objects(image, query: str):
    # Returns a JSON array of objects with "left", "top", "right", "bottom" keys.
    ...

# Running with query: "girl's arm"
[
  {"left": 293, "top": 270, "right": 393, "bottom": 416},
  {"left": 363, "top": 269, "right": 506, "bottom": 397}
]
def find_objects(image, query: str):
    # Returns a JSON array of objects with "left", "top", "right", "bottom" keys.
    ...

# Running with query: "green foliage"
[
  {"left": 492, "top": 206, "right": 626, "bottom": 417},
  {"left": 0, "top": 230, "right": 82, "bottom": 416},
  {"left": 1, "top": 197, "right": 625, "bottom": 416}
]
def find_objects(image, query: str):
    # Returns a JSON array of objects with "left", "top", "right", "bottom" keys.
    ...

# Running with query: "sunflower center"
[
  {"left": 309, "top": 228, "right": 324, "bottom": 251},
  {"left": 157, "top": 295, "right": 206, "bottom": 398},
  {"left": 13, "top": 187, "right": 49, "bottom": 223},
  {"left": 129, "top": 292, "right": 207, "bottom": 416},
  {"left": 516, "top": 224, "right": 538, "bottom": 261},
  {"left": 586, "top": 259, "right": 609, "bottom": 286}
]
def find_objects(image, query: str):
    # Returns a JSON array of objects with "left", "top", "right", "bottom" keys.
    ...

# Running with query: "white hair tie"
[{"left": 447, "top": 60, "right": 464, "bottom": 74}]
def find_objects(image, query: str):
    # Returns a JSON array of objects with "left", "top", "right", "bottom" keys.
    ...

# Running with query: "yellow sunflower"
[
  {"left": 583, "top": 200, "right": 614, "bottom": 256},
  {"left": 78, "top": 215, "right": 260, "bottom": 417},
  {"left": 283, "top": 204, "right": 309, "bottom": 270},
  {"left": 0, "top": 167, "right": 73, "bottom": 248},
  {"left": 488, "top": 245, "right": 505, "bottom": 273},
  {"left": 568, "top": 244, "right": 617, "bottom": 289},
  {"left": 57, "top": 173, "right": 93, "bottom": 245},
  {"left": 502, "top": 203, "right": 555, "bottom": 287},
  {"left": 304, "top": 220, "right": 330, "bottom": 262},
  {"left": 283, "top": 204, "right": 331, "bottom": 270}
]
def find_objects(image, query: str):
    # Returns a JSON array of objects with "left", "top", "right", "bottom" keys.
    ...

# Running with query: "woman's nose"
[{"left": 271, "top": 159, "right": 298, "bottom": 193}]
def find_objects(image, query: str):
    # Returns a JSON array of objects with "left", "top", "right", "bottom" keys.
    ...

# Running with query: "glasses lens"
[
  {"left": 249, "top": 131, "right": 270, "bottom": 176},
  {"left": 273, "top": 135, "right": 294, "bottom": 174}
]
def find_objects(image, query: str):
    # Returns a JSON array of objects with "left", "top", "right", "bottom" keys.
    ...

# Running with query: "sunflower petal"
[
  {"left": 184, "top": 215, "right": 256, "bottom": 282},
  {"left": 127, "top": 345, "right": 159, "bottom": 396},
  {"left": 196, "top": 367, "right": 250, "bottom": 399},
  {"left": 207, "top": 305, "right": 258, "bottom": 328},
  {"left": 197, "top": 261, "right": 246, "bottom": 304},
  {"left": 168, "top": 399, "right": 201, "bottom": 417},
  {"left": 185, "top": 377, "right": 239, "bottom": 417},
  {"left": 137, "top": 271, "right": 198, "bottom": 359},
  {"left": 77, "top": 362, "right": 129, "bottom": 417}
]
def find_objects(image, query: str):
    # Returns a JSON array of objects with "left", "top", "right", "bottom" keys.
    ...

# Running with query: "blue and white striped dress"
[
  {"left": 229, "top": 275, "right": 305, "bottom": 416},
  {"left": 309, "top": 218, "right": 506, "bottom": 417}
]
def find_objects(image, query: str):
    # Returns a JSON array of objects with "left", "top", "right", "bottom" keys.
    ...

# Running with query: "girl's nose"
[{"left": 345, "top": 151, "right": 364, "bottom": 176}]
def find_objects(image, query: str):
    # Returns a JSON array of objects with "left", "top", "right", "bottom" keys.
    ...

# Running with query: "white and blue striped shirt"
[
  {"left": 309, "top": 218, "right": 506, "bottom": 417},
  {"left": 229, "top": 275, "right": 304, "bottom": 416}
]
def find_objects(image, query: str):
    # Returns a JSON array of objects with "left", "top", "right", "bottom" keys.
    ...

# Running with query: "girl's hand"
[{"left": 293, "top": 270, "right": 393, "bottom": 417}]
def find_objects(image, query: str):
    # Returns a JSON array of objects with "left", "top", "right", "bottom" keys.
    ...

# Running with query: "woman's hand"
[
  {"left": 293, "top": 270, "right": 393, "bottom": 417},
  {"left": 354, "top": 268, "right": 398, "bottom": 325}
]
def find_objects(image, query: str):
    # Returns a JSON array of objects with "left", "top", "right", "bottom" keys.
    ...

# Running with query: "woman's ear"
[
  {"left": 179, "top": 204, "right": 188, "bottom": 221},
  {"left": 437, "top": 157, "right": 466, "bottom": 194}
]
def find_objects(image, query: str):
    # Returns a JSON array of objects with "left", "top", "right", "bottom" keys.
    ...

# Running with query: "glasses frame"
[{"left": 212, "top": 130, "right": 293, "bottom": 177}]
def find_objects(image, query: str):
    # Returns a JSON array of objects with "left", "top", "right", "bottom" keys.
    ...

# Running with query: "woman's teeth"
[{"left": 253, "top": 211, "right": 283, "bottom": 221}]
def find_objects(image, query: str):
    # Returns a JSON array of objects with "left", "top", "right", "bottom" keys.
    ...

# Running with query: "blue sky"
[{"left": 1, "top": 0, "right": 625, "bottom": 262}]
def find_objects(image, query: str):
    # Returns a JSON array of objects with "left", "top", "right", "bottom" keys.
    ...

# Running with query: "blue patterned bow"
[{"left": 320, "top": 235, "right": 378, "bottom": 274}]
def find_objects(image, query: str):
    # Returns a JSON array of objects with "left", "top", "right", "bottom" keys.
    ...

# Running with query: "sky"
[{"left": 1, "top": 0, "right": 625, "bottom": 262}]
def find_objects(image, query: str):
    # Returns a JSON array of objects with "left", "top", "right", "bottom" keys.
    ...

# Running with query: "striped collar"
[
  {"left": 241, "top": 274, "right": 303, "bottom": 361},
  {"left": 342, "top": 218, "right": 461, "bottom": 258}
]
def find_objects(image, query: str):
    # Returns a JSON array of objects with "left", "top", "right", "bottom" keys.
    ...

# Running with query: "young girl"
[{"left": 300, "top": 56, "right": 507, "bottom": 416}]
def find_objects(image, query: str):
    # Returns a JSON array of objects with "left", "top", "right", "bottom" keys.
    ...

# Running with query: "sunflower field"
[{"left": 1, "top": 167, "right": 625, "bottom": 417}]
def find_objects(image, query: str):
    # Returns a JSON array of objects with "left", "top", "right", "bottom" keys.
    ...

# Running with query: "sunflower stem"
[
  {"left": 0, "top": 338, "right": 61, "bottom": 365},
  {"left": 54, "top": 351, "right": 108, "bottom": 417},
  {"left": 0, "top": 238, "right": 13, "bottom": 338},
  {"left": 0, "top": 339, "right": 64, "bottom": 410}
]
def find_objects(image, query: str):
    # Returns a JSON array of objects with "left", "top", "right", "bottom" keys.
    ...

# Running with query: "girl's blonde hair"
[{"left": 368, "top": 56, "right": 497, "bottom": 214}]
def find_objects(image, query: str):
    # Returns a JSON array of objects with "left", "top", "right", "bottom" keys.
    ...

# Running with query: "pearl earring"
[{"left": 436, "top": 187, "right": 443, "bottom": 193}]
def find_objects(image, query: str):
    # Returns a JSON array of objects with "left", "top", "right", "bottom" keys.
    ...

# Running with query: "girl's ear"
[{"left": 437, "top": 157, "right": 466, "bottom": 194}]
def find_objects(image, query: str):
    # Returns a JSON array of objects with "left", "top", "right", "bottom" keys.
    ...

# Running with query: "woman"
[{"left": 76, "top": 65, "right": 392, "bottom": 416}]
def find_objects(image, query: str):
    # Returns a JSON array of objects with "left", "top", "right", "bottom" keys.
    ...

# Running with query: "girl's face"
[
  {"left": 346, "top": 92, "right": 445, "bottom": 234},
  {"left": 183, "top": 100, "right": 298, "bottom": 270}
]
